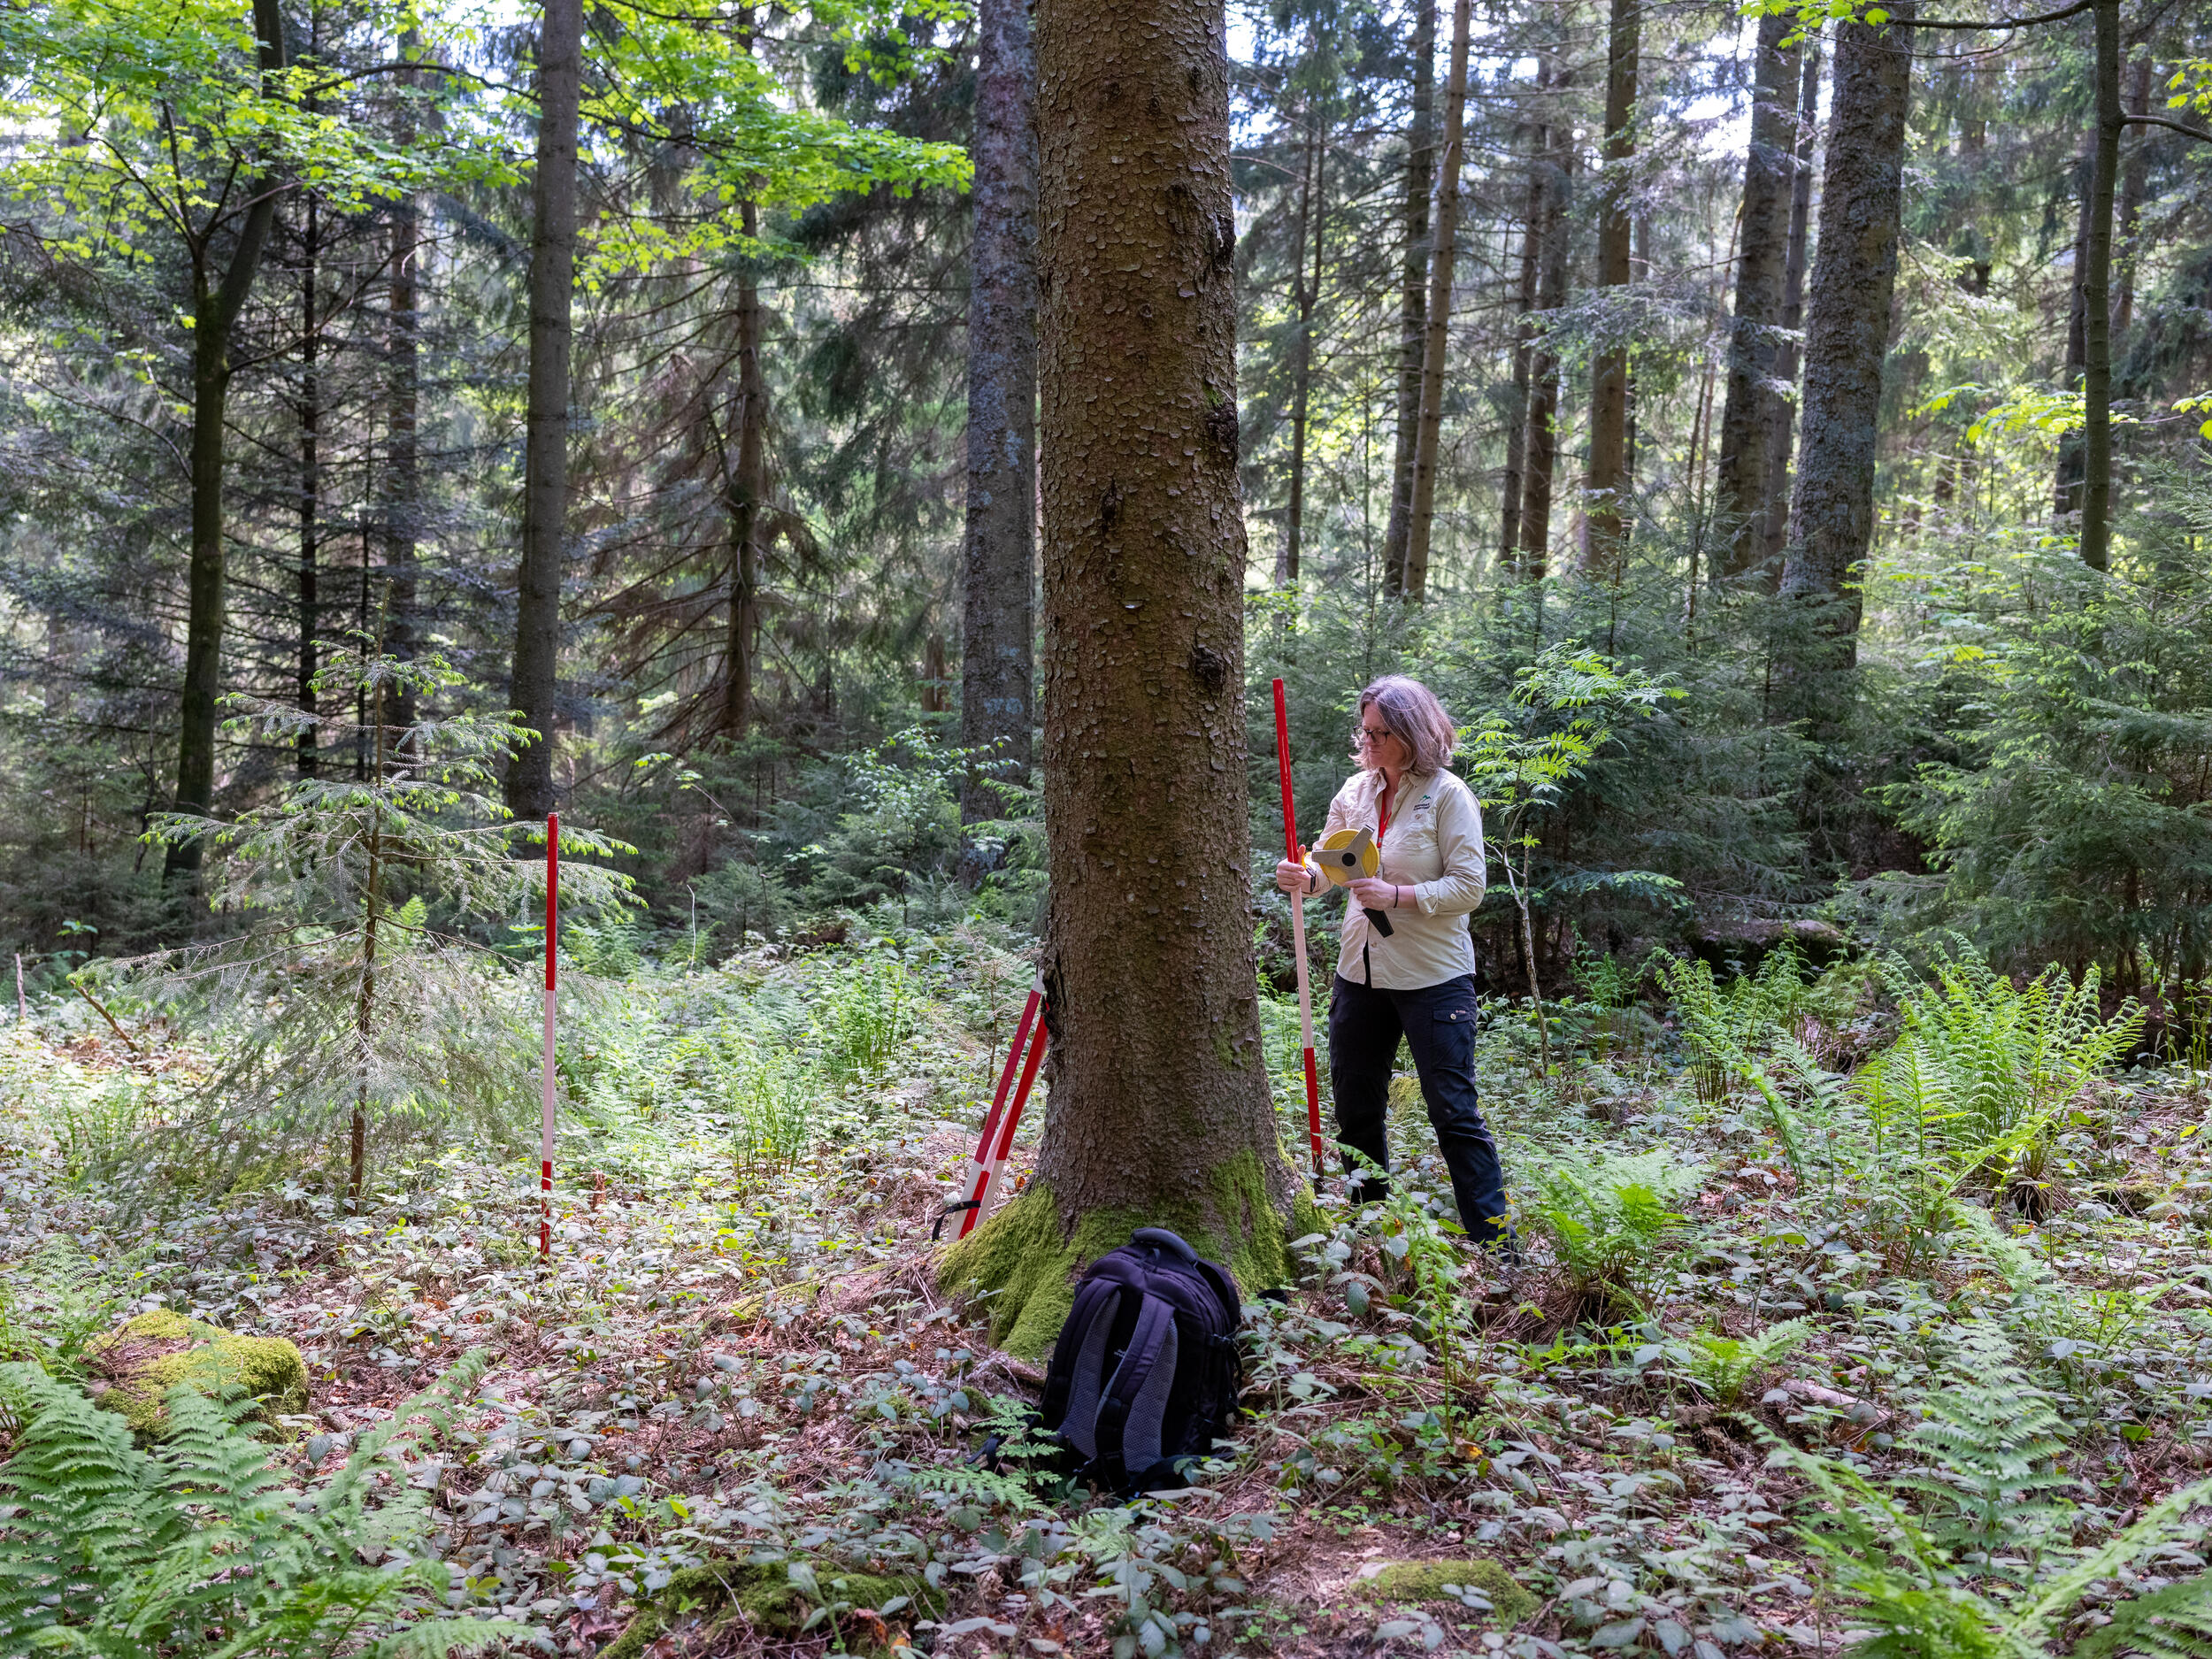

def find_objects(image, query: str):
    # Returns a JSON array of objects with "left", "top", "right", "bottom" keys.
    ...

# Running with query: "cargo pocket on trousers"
[{"left": 1432, "top": 1002, "right": 1477, "bottom": 1066}]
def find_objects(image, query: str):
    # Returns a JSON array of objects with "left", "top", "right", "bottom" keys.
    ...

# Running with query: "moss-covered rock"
[
  {"left": 602, "top": 1559, "right": 941, "bottom": 1659},
  {"left": 83, "top": 1310, "right": 309, "bottom": 1436},
  {"left": 1356, "top": 1557, "right": 1535, "bottom": 1626},
  {"left": 935, "top": 1150, "right": 1322, "bottom": 1358}
]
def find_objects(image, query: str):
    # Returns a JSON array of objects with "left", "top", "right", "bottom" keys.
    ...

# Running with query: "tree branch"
[{"left": 2122, "top": 112, "right": 2212, "bottom": 142}]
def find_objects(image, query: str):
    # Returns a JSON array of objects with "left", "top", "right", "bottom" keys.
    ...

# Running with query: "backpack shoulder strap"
[
  {"left": 1041, "top": 1273, "right": 1120, "bottom": 1434},
  {"left": 1089, "top": 1291, "right": 1179, "bottom": 1480}
]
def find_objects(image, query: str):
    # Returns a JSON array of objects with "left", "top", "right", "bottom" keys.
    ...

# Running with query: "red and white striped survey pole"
[
  {"left": 540, "top": 812, "right": 558, "bottom": 1261},
  {"left": 955, "top": 974, "right": 1045, "bottom": 1240},
  {"left": 1273, "top": 680, "right": 1326, "bottom": 1188}
]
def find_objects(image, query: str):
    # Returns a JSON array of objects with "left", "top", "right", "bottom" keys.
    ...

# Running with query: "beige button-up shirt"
[{"left": 1305, "top": 767, "right": 1487, "bottom": 989}]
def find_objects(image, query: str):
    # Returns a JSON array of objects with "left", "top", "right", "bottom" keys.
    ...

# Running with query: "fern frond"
[
  {"left": 2008, "top": 1477, "right": 2212, "bottom": 1643},
  {"left": 2070, "top": 1571, "right": 2212, "bottom": 1659}
]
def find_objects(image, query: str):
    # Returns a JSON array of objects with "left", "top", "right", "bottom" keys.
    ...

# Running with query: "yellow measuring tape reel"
[{"left": 1313, "top": 826, "right": 1379, "bottom": 887}]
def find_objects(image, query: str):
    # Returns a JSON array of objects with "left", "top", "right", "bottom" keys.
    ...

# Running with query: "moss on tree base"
[
  {"left": 84, "top": 1310, "right": 309, "bottom": 1437},
  {"left": 602, "top": 1559, "right": 940, "bottom": 1659},
  {"left": 935, "top": 1149, "right": 1318, "bottom": 1358}
]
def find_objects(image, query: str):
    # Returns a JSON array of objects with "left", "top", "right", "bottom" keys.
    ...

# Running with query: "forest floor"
[{"left": 5, "top": 932, "right": 2212, "bottom": 1658}]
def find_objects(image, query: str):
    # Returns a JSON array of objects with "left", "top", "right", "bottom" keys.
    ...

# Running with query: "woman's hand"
[
  {"left": 1274, "top": 859, "right": 1312, "bottom": 895},
  {"left": 1348, "top": 876, "right": 1406, "bottom": 911}
]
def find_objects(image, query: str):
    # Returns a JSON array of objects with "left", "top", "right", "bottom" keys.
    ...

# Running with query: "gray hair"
[{"left": 1355, "top": 675, "right": 1457, "bottom": 777}]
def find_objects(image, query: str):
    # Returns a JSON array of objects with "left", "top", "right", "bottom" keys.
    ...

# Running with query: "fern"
[
  {"left": 1525, "top": 1150, "right": 1701, "bottom": 1313},
  {"left": 0, "top": 1352, "right": 535, "bottom": 1657},
  {"left": 1671, "top": 1317, "right": 1813, "bottom": 1404},
  {"left": 1773, "top": 1358, "right": 2212, "bottom": 1659}
]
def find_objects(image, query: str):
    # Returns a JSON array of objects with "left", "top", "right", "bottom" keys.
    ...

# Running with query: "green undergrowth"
[
  {"left": 1358, "top": 1557, "right": 1534, "bottom": 1625},
  {"left": 937, "top": 1151, "right": 1320, "bottom": 1357},
  {"left": 603, "top": 1558, "right": 941, "bottom": 1658},
  {"left": 86, "top": 1309, "right": 308, "bottom": 1436}
]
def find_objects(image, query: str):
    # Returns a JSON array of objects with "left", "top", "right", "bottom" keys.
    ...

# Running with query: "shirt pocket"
[{"left": 1386, "top": 820, "right": 1443, "bottom": 884}]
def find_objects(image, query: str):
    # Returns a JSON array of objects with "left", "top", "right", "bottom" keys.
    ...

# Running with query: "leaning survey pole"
[{"left": 938, "top": 0, "right": 1308, "bottom": 1357}]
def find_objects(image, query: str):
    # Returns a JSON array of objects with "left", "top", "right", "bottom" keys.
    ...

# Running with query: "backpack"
[{"left": 1036, "top": 1227, "right": 1244, "bottom": 1494}]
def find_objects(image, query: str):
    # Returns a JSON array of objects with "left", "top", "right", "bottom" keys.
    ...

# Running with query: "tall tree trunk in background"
[
  {"left": 1402, "top": 0, "right": 1472, "bottom": 603},
  {"left": 2112, "top": 50, "right": 2152, "bottom": 341},
  {"left": 1380, "top": 0, "right": 1437, "bottom": 596},
  {"left": 1582, "top": 0, "right": 1638, "bottom": 575},
  {"left": 719, "top": 199, "right": 767, "bottom": 738},
  {"left": 961, "top": 0, "right": 1037, "bottom": 819},
  {"left": 2055, "top": 127, "right": 2094, "bottom": 520},
  {"left": 505, "top": 0, "right": 581, "bottom": 822},
  {"left": 1021, "top": 0, "right": 1298, "bottom": 1262},
  {"left": 167, "top": 0, "right": 288, "bottom": 881},
  {"left": 386, "top": 25, "right": 424, "bottom": 735},
  {"left": 1756, "top": 33, "right": 1821, "bottom": 573},
  {"left": 299, "top": 187, "right": 319, "bottom": 776},
  {"left": 1280, "top": 83, "right": 1325, "bottom": 588},
  {"left": 2078, "top": 0, "right": 2123, "bottom": 573},
  {"left": 1714, "top": 9, "right": 1798, "bottom": 580},
  {"left": 1500, "top": 71, "right": 1549, "bottom": 568},
  {"left": 1519, "top": 117, "right": 1572, "bottom": 580},
  {"left": 1779, "top": 4, "right": 1915, "bottom": 672}
]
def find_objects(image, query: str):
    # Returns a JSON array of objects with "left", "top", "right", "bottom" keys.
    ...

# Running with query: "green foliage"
[
  {"left": 821, "top": 952, "right": 918, "bottom": 1081},
  {"left": 1776, "top": 1356, "right": 2212, "bottom": 1659},
  {"left": 1667, "top": 1317, "right": 1814, "bottom": 1404},
  {"left": 0, "top": 1351, "right": 531, "bottom": 1656},
  {"left": 114, "top": 644, "right": 635, "bottom": 1197},
  {"left": 0, "top": 1242, "right": 138, "bottom": 1380},
  {"left": 1524, "top": 1150, "right": 1701, "bottom": 1314}
]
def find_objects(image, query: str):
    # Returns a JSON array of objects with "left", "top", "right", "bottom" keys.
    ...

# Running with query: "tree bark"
[
  {"left": 167, "top": 0, "right": 288, "bottom": 879},
  {"left": 1518, "top": 113, "right": 1573, "bottom": 580},
  {"left": 2078, "top": 0, "right": 2122, "bottom": 573},
  {"left": 1756, "top": 31, "right": 1821, "bottom": 575},
  {"left": 298, "top": 187, "right": 319, "bottom": 776},
  {"left": 1500, "top": 72, "right": 1549, "bottom": 570},
  {"left": 1581, "top": 0, "right": 1638, "bottom": 576},
  {"left": 718, "top": 199, "right": 767, "bottom": 738},
  {"left": 1778, "top": 4, "right": 1914, "bottom": 670},
  {"left": 1380, "top": 0, "right": 1437, "bottom": 595},
  {"left": 1401, "top": 0, "right": 1471, "bottom": 603},
  {"left": 2113, "top": 50, "right": 2152, "bottom": 342},
  {"left": 1714, "top": 9, "right": 1798, "bottom": 580},
  {"left": 2055, "top": 125, "right": 2094, "bottom": 519},
  {"left": 1029, "top": 0, "right": 1298, "bottom": 1236},
  {"left": 385, "top": 25, "right": 424, "bottom": 735},
  {"left": 505, "top": 0, "right": 581, "bottom": 821},
  {"left": 1280, "top": 78, "right": 1325, "bottom": 588},
  {"left": 961, "top": 0, "right": 1038, "bottom": 818}
]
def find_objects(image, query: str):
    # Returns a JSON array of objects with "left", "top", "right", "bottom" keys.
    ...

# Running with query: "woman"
[{"left": 1274, "top": 675, "right": 1513, "bottom": 1252}]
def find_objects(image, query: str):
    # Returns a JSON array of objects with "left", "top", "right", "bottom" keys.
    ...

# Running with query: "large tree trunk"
[
  {"left": 1518, "top": 112, "right": 1573, "bottom": 580},
  {"left": 1755, "top": 33, "right": 1821, "bottom": 575},
  {"left": 1581, "top": 0, "right": 1638, "bottom": 576},
  {"left": 718, "top": 199, "right": 767, "bottom": 738},
  {"left": 1380, "top": 0, "right": 1437, "bottom": 595},
  {"left": 505, "top": 0, "right": 581, "bottom": 821},
  {"left": 1778, "top": 4, "right": 1915, "bottom": 670},
  {"left": 167, "top": 0, "right": 288, "bottom": 881},
  {"left": 1401, "top": 0, "right": 1472, "bottom": 603},
  {"left": 2078, "top": 0, "right": 2122, "bottom": 573},
  {"left": 298, "top": 187, "right": 319, "bottom": 776},
  {"left": 960, "top": 0, "right": 1037, "bottom": 818},
  {"left": 1500, "top": 71, "right": 1549, "bottom": 570},
  {"left": 1279, "top": 81, "right": 1325, "bottom": 588},
  {"left": 1714, "top": 8, "right": 1798, "bottom": 580},
  {"left": 966, "top": 0, "right": 1298, "bottom": 1338}
]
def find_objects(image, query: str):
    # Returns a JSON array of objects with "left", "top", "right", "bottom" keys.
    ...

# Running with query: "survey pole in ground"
[
  {"left": 955, "top": 974, "right": 1043, "bottom": 1240},
  {"left": 541, "top": 813, "right": 558, "bottom": 1261},
  {"left": 1272, "top": 680, "right": 1326, "bottom": 1188}
]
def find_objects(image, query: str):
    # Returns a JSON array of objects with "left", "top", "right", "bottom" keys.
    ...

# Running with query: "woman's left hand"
[{"left": 1348, "top": 877, "right": 1404, "bottom": 911}]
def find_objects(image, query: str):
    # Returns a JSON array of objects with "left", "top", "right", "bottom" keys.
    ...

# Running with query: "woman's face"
[{"left": 1356, "top": 708, "right": 1409, "bottom": 772}]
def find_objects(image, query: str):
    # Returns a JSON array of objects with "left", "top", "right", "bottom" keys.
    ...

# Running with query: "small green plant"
[
  {"left": 822, "top": 953, "right": 917, "bottom": 1082},
  {"left": 1669, "top": 1317, "right": 1813, "bottom": 1404},
  {"left": 1525, "top": 1149, "right": 1701, "bottom": 1317},
  {"left": 735, "top": 1053, "right": 818, "bottom": 1181},
  {"left": 0, "top": 1242, "right": 140, "bottom": 1380},
  {"left": 0, "top": 1351, "right": 530, "bottom": 1655}
]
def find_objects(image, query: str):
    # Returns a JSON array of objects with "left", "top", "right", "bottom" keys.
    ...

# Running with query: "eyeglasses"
[{"left": 1353, "top": 725, "right": 1395, "bottom": 749}]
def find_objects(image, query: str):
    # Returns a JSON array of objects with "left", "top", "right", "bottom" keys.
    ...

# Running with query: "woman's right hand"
[{"left": 1274, "top": 859, "right": 1311, "bottom": 895}]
